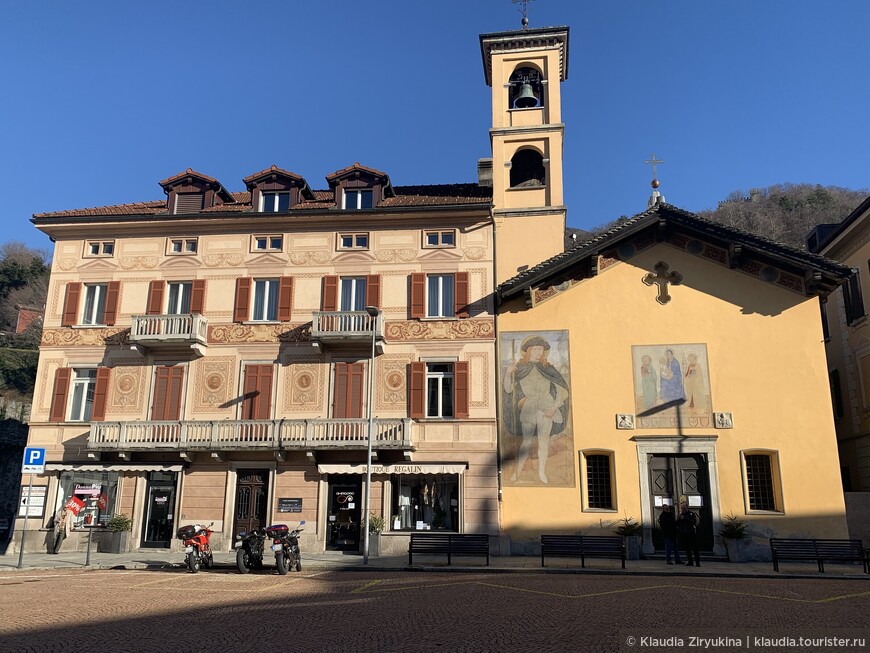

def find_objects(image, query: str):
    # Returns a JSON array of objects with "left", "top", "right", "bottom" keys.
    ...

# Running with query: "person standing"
[
  {"left": 51, "top": 506, "right": 73, "bottom": 554},
  {"left": 677, "top": 500, "right": 700, "bottom": 567},
  {"left": 657, "top": 503, "right": 682, "bottom": 565}
]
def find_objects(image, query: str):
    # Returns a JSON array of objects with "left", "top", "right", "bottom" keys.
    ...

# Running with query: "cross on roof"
[{"left": 645, "top": 153, "right": 664, "bottom": 180}]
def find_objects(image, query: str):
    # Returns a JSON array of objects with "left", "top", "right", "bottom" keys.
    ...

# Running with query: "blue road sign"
[{"left": 21, "top": 447, "right": 46, "bottom": 474}]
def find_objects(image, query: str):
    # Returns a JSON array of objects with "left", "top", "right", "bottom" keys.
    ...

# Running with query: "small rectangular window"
[
  {"left": 427, "top": 274, "right": 454, "bottom": 318},
  {"left": 344, "top": 189, "right": 373, "bottom": 210},
  {"left": 584, "top": 453, "right": 614, "bottom": 510},
  {"left": 261, "top": 192, "right": 291, "bottom": 212},
  {"left": 85, "top": 241, "right": 115, "bottom": 258},
  {"left": 253, "top": 235, "right": 283, "bottom": 252},
  {"left": 424, "top": 230, "right": 456, "bottom": 248},
  {"left": 168, "top": 238, "right": 198, "bottom": 255},
  {"left": 742, "top": 451, "right": 782, "bottom": 512},
  {"left": 252, "top": 279, "right": 279, "bottom": 321},
  {"left": 338, "top": 233, "right": 369, "bottom": 250},
  {"left": 426, "top": 363, "right": 454, "bottom": 418}
]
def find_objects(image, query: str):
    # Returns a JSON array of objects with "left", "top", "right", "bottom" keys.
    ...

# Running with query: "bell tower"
[{"left": 480, "top": 25, "right": 570, "bottom": 284}]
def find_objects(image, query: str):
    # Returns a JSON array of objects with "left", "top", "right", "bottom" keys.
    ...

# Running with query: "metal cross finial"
[
  {"left": 643, "top": 261, "right": 683, "bottom": 305},
  {"left": 512, "top": 0, "right": 534, "bottom": 28},
  {"left": 645, "top": 153, "right": 664, "bottom": 180}
]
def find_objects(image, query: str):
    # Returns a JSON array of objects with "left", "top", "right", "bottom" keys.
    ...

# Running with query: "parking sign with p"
[{"left": 21, "top": 447, "right": 46, "bottom": 474}]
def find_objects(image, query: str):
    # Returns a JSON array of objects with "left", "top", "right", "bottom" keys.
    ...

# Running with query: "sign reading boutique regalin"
[{"left": 316, "top": 463, "right": 468, "bottom": 475}]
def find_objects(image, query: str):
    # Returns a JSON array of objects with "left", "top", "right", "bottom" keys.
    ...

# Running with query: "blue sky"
[{"left": 2, "top": 1, "right": 869, "bottom": 253}]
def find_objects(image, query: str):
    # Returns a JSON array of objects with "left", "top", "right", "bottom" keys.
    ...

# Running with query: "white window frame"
[
  {"left": 166, "top": 282, "right": 192, "bottom": 315},
  {"left": 68, "top": 368, "right": 97, "bottom": 422},
  {"left": 425, "top": 362, "right": 454, "bottom": 418},
  {"left": 252, "top": 278, "right": 279, "bottom": 321},
  {"left": 168, "top": 238, "right": 198, "bottom": 255},
  {"left": 260, "top": 192, "right": 291, "bottom": 213},
  {"left": 426, "top": 274, "right": 454, "bottom": 318},
  {"left": 423, "top": 230, "right": 456, "bottom": 248},
  {"left": 339, "top": 277, "right": 367, "bottom": 312},
  {"left": 343, "top": 189, "right": 373, "bottom": 210},
  {"left": 85, "top": 241, "right": 115, "bottom": 258},
  {"left": 252, "top": 235, "right": 283, "bottom": 252},
  {"left": 81, "top": 284, "right": 108, "bottom": 325},
  {"left": 338, "top": 233, "right": 370, "bottom": 250}
]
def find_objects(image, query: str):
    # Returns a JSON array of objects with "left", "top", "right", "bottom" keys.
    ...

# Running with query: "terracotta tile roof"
[
  {"left": 159, "top": 168, "right": 219, "bottom": 187},
  {"left": 242, "top": 165, "right": 305, "bottom": 185},
  {"left": 326, "top": 162, "right": 389, "bottom": 181},
  {"left": 33, "top": 184, "right": 491, "bottom": 218}
]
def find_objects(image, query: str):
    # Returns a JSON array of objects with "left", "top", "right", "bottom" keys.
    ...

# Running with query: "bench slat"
[
  {"left": 770, "top": 537, "right": 869, "bottom": 574},
  {"left": 408, "top": 533, "right": 489, "bottom": 566}
]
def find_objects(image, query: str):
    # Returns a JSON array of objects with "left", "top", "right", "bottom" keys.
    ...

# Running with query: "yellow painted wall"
[{"left": 498, "top": 243, "right": 848, "bottom": 544}]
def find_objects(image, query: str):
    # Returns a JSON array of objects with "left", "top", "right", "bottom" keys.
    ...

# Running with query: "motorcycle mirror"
[{"left": 299, "top": 520, "right": 306, "bottom": 525}]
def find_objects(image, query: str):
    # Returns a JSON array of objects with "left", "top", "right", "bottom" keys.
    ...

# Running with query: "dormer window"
[
  {"left": 343, "top": 189, "right": 373, "bottom": 210},
  {"left": 174, "top": 193, "right": 204, "bottom": 213},
  {"left": 160, "top": 169, "right": 233, "bottom": 215},
  {"left": 261, "top": 192, "right": 291, "bottom": 213}
]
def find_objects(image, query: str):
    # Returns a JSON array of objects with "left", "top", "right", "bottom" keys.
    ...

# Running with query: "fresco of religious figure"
[
  {"left": 632, "top": 344, "right": 713, "bottom": 428},
  {"left": 500, "top": 331, "right": 574, "bottom": 486}
]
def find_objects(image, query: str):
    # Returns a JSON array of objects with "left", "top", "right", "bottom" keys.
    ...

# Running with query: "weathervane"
[{"left": 512, "top": 0, "right": 534, "bottom": 29}]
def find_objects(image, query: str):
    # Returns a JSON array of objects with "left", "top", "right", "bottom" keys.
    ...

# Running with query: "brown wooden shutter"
[
  {"left": 332, "top": 362, "right": 365, "bottom": 418},
  {"left": 277, "top": 277, "right": 293, "bottom": 321},
  {"left": 322, "top": 275, "right": 338, "bottom": 312},
  {"left": 409, "top": 361, "right": 426, "bottom": 419},
  {"left": 366, "top": 274, "right": 381, "bottom": 309},
  {"left": 147, "top": 281, "right": 165, "bottom": 315},
  {"left": 190, "top": 280, "right": 206, "bottom": 314},
  {"left": 242, "top": 364, "right": 273, "bottom": 420},
  {"left": 61, "top": 283, "right": 81, "bottom": 326},
  {"left": 153, "top": 366, "right": 184, "bottom": 420},
  {"left": 454, "top": 272, "right": 469, "bottom": 318},
  {"left": 453, "top": 361, "right": 469, "bottom": 419},
  {"left": 102, "top": 281, "right": 120, "bottom": 326},
  {"left": 49, "top": 367, "right": 72, "bottom": 422},
  {"left": 410, "top": 273, "right": 426, "bottom": 319},
  {"left": 234, "top": 277, "right": 252, "bottom": 323},
  {"left": 91, "top": 367, "right": 111, "bottom": 421}
]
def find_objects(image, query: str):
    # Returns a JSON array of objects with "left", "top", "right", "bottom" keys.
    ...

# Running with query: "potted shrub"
[
  {"left": 719, "top": 513, "right": 749, "bottom": 562},
  {"left": 613, "top": 515, "right": 643, "bottom": 560},
  {"left": 366, "top": 512, "right": 386, "bottom": 557},
  {"left": 99, "top": 513, "right": 133, "bottom": 553}
]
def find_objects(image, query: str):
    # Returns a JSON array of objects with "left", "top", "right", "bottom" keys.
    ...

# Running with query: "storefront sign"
[
  {"left": 277, "top": 498, "right": 302, "bottom": 513},
  {"left": 74, "top": 483, "right": 102, "bottom": 496},
  {"left": 317, "top": 463, "right": 468, "bottom": 475},
  {"left": 18, "top": 486, "right": 47, "bottom": 518}
]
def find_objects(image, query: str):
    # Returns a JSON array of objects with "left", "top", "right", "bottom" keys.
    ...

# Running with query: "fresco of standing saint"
[
  {"left": 632, "top": 344, "right": 713, "bottom": 428},
  {"left": 500, "top": 331, "right": 574, "bottom": 487}
]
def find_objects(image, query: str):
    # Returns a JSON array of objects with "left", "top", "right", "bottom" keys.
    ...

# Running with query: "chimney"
[{"left": 477, "top": 158, "right": 493, "bottom": 187}]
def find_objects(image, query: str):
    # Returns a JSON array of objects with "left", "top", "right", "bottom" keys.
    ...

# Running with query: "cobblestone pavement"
[{"left": 0, "top": 568, "right": 867, "bottom": 653}]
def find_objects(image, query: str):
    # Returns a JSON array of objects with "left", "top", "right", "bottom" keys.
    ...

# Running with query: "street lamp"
[{"left": 362, "top": 305, "right": 380, "bottom": 565}]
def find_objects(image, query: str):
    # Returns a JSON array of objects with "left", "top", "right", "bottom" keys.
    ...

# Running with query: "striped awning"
[{"left": 45, "top": 463, "right": 185, "bottom": 473}]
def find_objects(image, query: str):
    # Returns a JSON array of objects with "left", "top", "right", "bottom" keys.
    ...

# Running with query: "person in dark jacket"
[
  {"left": 657, "top": 503, "right": 682, "bottom": 565},
  {"left": 677, "top": 500, "right": 701, "bottom": 567}
]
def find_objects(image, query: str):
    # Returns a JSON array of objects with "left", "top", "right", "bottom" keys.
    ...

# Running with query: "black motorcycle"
[
  {"left": 234, "top": 527, "right": 267, "bottom": 574},
  {"left": 266, "top": 521, "right": 305, "bottom": 575}
]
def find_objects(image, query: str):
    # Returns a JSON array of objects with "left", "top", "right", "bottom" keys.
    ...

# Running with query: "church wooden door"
[{"left": 648, "top": 454, "right": 713, "bottom": 551}]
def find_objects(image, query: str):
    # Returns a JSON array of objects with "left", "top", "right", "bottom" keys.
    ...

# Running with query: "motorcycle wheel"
[
  {"left": 204, "top": 552, "right": 214, "bottom": 569},
  {"left": 187, "top": 552, "right": 200, "bottom": 573},
  {"left": 295, "top": 557, "right": 302, "bottom": 572},
  {"left": 236, "top": 548, "right": 251, "bottom": 574},
  {"left": 276, "top": 552, "right": 290, "bottom": 575}
]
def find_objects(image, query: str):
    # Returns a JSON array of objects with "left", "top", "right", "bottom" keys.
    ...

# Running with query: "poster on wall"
[
  {"left": 500, "top": 330, "right": 575, "bottom": 487},
  {"left": 632, "top": 343, "right": 713, "bottom": 428}
]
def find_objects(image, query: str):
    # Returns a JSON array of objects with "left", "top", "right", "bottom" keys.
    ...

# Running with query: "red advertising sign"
[
  {"left": 97, "top": 493, "right": 108, "bottom": 511},
  {"left": 65, "top": 496, "right": 86, "bottom": 515}
]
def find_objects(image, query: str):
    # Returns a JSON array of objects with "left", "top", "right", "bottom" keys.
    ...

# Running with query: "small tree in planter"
[
  {"left": 367, "top": 512, "right": 386, "bottom": 557},
  {"left": 719, "top": 513, "right": 749, "bottom": 562},
  {"left": 99, "top": 514, "right": 133, "bottom": 553},
  {"left": 613, "top": 515, "right": 643, "bottom": 560}
]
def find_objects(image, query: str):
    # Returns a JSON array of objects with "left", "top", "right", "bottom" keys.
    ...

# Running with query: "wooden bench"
[
  {"left": 541, "top": 534, "right": 626, "bottom": 569},
  {"left": 408, "top": 533, "right": 490, "bottom": 566},
  {"left": 769, "top": 538, "right": 869, "bottom": 574}
]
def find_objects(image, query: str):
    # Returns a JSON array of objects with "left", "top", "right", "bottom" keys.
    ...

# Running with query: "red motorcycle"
[{"left": 177, "top": 522, "right": 214, "bottom": 573}]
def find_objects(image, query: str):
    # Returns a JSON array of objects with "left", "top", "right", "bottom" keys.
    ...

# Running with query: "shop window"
[
  {"left": 742, "top": 451, "right": 782, "bottom": 513},
  {"left": 52, "top": 471, "right": 119, "bottom": 529},
  {"left": 338, "top": 233, "right": 369, "bottom": 250},
  {"left": 261, "top": 192, "right": 291, "bottom": 213},
  {"left": 391, "top": 473, "right": 459, "bottom": 531},
  {"left": 86, "top": 240, "right": 114, "bottom": 257},
  {"left": 581, "top": 451, "right": 615, "bottom": 511},
  {"left": 423, "top": 230, "right": 456, "bottom": 248}
]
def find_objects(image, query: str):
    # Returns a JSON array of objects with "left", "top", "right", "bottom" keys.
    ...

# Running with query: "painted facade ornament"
[
  {"left": 289, "top": 251, "right": 331, "bottom": 265},
  {"left": 284, "top": 360, "right": 325, "bottom": 412},
  {"left": 203, "top": 254, "right": 245, "bottom": 267},
  {"left": 41, "top": 327, "right": 129, "bottom": 347},
  {"left": 632, "top": 343, "right": 713, "bottom": 428},
  {"left": 119, "top": 256, "right": 159, "bottom": 270},
  {"left": 208, "top": 323, "right": 310, "bottom": 344},
  {"left": 384, "top": 319, "right": 494, "bottom": 341}
]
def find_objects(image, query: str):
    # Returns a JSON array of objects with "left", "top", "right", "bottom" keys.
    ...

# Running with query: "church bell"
[{"left": 513, "top": 82, "right": 540, "bottom": 109}]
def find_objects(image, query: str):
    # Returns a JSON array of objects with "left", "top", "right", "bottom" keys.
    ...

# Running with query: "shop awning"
[
  {"left": 317, "top": 463, "right": 468, "bottom": 475},
  {"left": 45, "top": 463, "right": 186, "bottom": 473}
]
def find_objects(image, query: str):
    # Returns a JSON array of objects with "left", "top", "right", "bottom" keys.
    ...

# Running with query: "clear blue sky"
[{"left": 2, "top": 1, "right": 869, "bottom": 253}]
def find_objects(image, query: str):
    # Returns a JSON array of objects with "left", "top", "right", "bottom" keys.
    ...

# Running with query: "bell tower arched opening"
[
  {"left": 510, "top": 148, "right": 545, "bottom": 188},
  {"left": 509, "top": 66, "right": 544, "bottom": 109}
]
